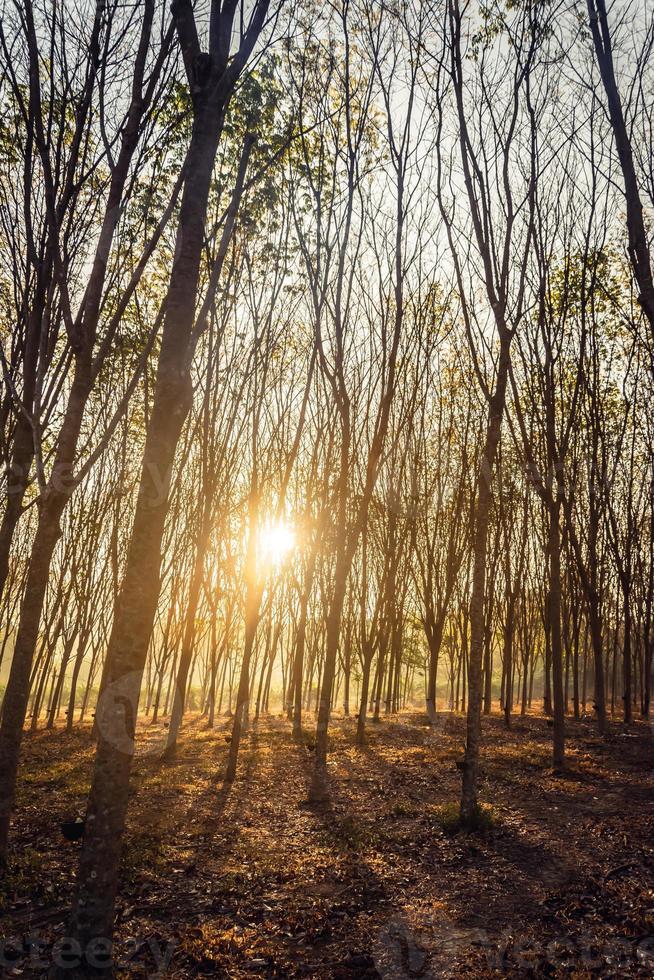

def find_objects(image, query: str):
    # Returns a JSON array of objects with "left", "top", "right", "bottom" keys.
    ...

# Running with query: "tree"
[{"left": 62, "top": 0, "right": 273, "bottom": 962}]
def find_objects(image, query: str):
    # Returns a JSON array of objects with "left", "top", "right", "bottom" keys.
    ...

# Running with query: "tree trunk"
[
  {"left": 622, "top": 585, "right": 632, "bottom": 724},
  {"left": 163, "top": 504, "right": 211, "bottom": 758},
  {"left": 503, "top": 596, "right": 515, "bottom": 730},
  {"left": 461, "top": 337, "right": 511, "bottom": 823},
  {"left": 425, "top": 617, "right": 444, "bottom": 722},
  {"left": 547, "top": 506, "right": 566, "bottom": 768},
  {"left": 65, "top": 104, "right": 227, "bottom": 955},
  {"left": 225, "top": 584, "right": 260, "bottom": 781},
  {"left": 315, "top": 556, "right": 348, "bottom": 766},
  {"left": 587, "top": 0, "right": 654, "bottom": 344},
  {"left": 0, "top": 363, "right": 91, "bottom": 861},
  {"left": 356, "top": 649, "right": 374, "bottom": 745}
]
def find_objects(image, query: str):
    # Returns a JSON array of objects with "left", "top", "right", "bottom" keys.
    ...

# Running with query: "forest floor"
[{"left": 1, "top": 709, "right": 653, "bottom": 978}]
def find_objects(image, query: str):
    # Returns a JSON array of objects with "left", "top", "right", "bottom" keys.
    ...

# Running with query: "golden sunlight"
[{"left": 258, "top": 519, "right": 296, "bottom": 566}]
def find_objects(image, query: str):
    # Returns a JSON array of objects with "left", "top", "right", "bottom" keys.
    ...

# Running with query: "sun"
[{"left": 259, "top": 519, "right": 296, "bottom": 566}]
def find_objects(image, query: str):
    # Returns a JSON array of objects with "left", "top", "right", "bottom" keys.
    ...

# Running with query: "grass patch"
[
  {"left": 324, "top": 813, "right": 381, "bottom": 852},
  {"left": 390, "top": 800, "right": 419, "bottom": 818},
  {"left": 120, "top": 833, "right": 167, "bottom": 886},
  {"left": 433, "top": 801, "right": 497, "bottom": 834},
  {"left": 0, "top": 847, "right": 46, "bottom": 911}
]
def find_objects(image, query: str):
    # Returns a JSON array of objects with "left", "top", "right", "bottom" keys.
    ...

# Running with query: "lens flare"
[{"left": 259, "top": 519, "right": 295, "bottom": 565}]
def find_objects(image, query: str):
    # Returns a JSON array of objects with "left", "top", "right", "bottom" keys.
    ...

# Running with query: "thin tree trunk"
[
  {"left": 65, "top": 19, "right": 267, "bottom": 939},
  {"left": 461, "top": 338, "right": 511, "bottom": 822}
]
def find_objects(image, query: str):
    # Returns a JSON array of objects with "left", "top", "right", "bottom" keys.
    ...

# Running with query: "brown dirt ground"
[{"left": 1, "top": 710, "right": 653, "bottom": 978}]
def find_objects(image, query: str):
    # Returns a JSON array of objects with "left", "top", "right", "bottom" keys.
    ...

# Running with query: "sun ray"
[{"left": 258, "top": 519, "right": 296, "bottom": 567}]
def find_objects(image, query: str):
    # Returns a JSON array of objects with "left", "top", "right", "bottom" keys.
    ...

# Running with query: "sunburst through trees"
[{"left": 0, "top": 0, "right": 653, "bottom": 975}]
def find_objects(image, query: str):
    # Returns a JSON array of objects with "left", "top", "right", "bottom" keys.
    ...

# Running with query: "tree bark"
[
  {"left": 65, "top": 101, "right": 230, "bottom": 955},
  {"left": 461, "top": 338, "right": 511, "bottom": 823}
]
